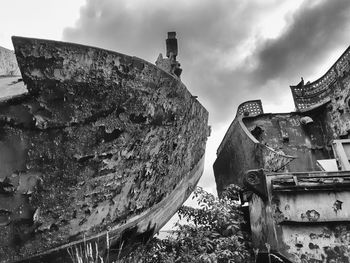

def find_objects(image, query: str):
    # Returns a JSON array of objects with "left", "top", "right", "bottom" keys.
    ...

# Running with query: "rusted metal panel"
[
  {"left": 213, "top": 118, "right": 263, "bottom": 194},
  {"left": 243, "top": 112, "right": 334, "bottom": 173},
  {"left": 272, "top": 191, "right": 350, "bottom": 223},
  {"left": 249, "top": 193, "right": 277, "bottom": 251},
  {"left": 280, "top": 224, "right": 350, "bottom": 262},
  {"left": 214, "top": 43, "right": 350, "bottom": 262},
  {"left": 213, "top": 117, "right": 294, "bottom": 195},
  {"left": 246, "top": 170, "right": 350, "bottom": 262},
  {"left": 271, "top": 172, "right": 350, "bottom": 191}
]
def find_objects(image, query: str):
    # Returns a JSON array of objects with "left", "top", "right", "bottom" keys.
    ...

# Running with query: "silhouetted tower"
[
  {"left": 166, "top": 32, "right": 178, "bottom": 59},
  {"left": 155, "top": 31, "right": 182, "bottom": 78}
]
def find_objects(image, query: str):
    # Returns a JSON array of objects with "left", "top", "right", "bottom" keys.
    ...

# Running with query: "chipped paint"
[
  {"left": 214, "top": 43, "right": 350, "bottom": 262},
  {"left": 0, "top": 36, "right": 209, "bottom": 262},
  {"left": 282, "top": 225, "right": 350, "bottom": 263}
]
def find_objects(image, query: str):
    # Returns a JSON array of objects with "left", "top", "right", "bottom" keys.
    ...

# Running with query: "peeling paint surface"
[
  {"left": 282, "top": 224, "right": 350, "bottom": 263},
  {"left": 270, "top": 175, "right": 350, "bottom": 262},
  {"left": 246, "top": 171, "right": 350, "bottom": 262},
  {"left": 243, "top": 112, "right": 334, "bottom": 173},
  {"left": 0, "top": 37, "right": 208, "bottom": 262},
  {"left": 271, "top": 191, "right": 350, "bottom": 222},
  {"left": 214, "top": 43, "right": 350, "bottom": 262},
  {"left": 249, "top": 193, "right": 277, "bottom": 250}
]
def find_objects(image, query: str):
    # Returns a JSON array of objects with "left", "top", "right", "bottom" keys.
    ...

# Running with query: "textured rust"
[
  {"left": 0, "top": 36, "right": 208, "bottom": 262},
  {"left": 333, "top": 200, "right": 343, "bottom": 213},
  {"left": 301, "top": 210, "right": 320, "bottom": 222}
]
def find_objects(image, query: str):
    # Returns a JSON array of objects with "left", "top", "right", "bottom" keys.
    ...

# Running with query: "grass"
[{"left": 67, "top": 231, "right": 110, "bottom": 263}]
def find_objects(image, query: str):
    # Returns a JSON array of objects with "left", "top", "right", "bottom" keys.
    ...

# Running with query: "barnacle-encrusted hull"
[{"left": 0, "top": 36, "right": 209, "bottom": 262}]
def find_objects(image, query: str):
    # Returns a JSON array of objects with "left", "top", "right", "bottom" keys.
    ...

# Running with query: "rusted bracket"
[{"left": 243, "top": 169, "right": 268, "bottom": 201}]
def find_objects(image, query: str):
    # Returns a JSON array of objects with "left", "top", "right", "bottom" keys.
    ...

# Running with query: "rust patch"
[
  {"left": 308, "top": 242, "right": 320, "bottom": 249},
  {"left": 333, "top": 200, "right": 343, "bottom": 213},
  {"left": 301, "top": 210, "right": 320, "bottom": 222}
]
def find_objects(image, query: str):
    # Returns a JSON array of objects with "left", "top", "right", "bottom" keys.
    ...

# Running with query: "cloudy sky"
[{"left": 1, "top": 0, "right": 350, "bottom": 197}]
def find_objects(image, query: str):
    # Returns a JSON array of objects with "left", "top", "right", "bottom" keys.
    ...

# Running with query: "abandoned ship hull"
[
  {"left": 214, "top": 46, "right": 350, "bottom": 262},
  {"left": 0, "top": 36, "right": 209, "bottom": 262}
]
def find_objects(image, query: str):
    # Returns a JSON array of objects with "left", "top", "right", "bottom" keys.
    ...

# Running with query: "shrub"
[
  {"left": 69, "top": 185, "right": 251, "bottom": 263},
  {"left": 120, "top": 185, "right": 252, "bottom": 263}
]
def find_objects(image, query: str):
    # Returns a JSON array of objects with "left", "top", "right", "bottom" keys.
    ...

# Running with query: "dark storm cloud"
[
  {"left": 254, "top": 0, "right": 350, "bottom": 84},
  {"left": 64, "top": 0, "right": 271, "bottom": 60},
  {"left": 63, "top": 0, "right": 350, "bottom": 124},
  {"left": 63, "top": 0, "right": 285, "bottom": 124}
]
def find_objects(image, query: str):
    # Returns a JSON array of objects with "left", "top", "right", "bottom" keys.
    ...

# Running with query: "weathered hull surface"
[{"left": 0, "top": 37, "right": 209, "bottom": 262}]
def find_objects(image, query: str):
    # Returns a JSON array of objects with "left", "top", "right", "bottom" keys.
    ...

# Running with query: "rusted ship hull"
[
  {"left": 214, "top": 46, "right": 350, "bottom": 262},
  {"left": 0, "top": 36, "right": 209, "bottom": 262}
]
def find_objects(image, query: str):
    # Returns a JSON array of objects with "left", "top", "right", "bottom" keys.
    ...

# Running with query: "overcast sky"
[{"left": 1, "top": 0, "right": 350, "bottom": 197}]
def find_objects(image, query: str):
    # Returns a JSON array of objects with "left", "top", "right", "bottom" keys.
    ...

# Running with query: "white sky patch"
[
  {"left": 257, "top": 0, "right": 305, "bottom": 40},
  {"left": 220, "top": 0, "right": 305, "bottom": 71},
  {"left": 256, "top": 78, "right": 295, "bottom": 112},
  {"left": 262, "top": 92, "right": 295, "bottom": 113},
  {"left": 0, "top": 0, "right": 86, "bottom": 49}
]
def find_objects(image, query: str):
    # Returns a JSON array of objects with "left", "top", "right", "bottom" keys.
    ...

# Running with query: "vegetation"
[{"left": 69, "top": 185, "right": 252, "bottom": 263}]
